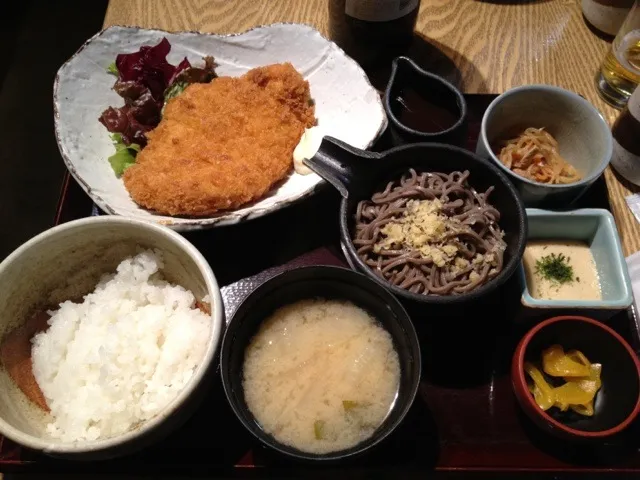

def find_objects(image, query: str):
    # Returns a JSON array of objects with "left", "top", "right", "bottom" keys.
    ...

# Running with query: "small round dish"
[
  {"left": 475, "top": 85, "right": 613, "bottom": 208},
  {"left": 512, "top": 315, "right": 640, "bottom": 440},
  {"left": 0, "top": 217, "right": 224, "bottom": 459},
  {"left": 581, "top": 0, "right": 634, "bottom": 36},
  {"left": 219, "top": 265, "right": 421, "bottom": 461}
]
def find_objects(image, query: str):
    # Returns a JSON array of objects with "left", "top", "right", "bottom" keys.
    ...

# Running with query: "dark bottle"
[
  {"left": 328, "top": 0, "right": 420, "bottom": 69},
  {"left": 611, "top": 86, "right": 640, "bottom": 185}
]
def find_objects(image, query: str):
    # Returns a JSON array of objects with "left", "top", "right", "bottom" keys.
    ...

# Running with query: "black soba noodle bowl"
[{"left": 352, "top": 169, "right": 507, "bottom": 296}]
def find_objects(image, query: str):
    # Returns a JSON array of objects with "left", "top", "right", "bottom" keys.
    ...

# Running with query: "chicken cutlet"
[{"left": 122, "top": 63, "right": 316, "bottom": 217}]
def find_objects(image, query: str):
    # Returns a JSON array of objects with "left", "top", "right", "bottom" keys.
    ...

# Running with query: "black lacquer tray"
[{"left": 3, "top": 95, "right": 639, "bottom": 478}]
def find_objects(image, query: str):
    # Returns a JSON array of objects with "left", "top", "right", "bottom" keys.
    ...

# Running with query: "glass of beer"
[{"left": 596, "top": 0, "right": 640, "bottom": 108}]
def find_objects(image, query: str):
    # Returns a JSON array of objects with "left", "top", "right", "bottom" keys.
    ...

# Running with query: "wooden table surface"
[{"left": 104, "top": 0, "right": 640, "bottom": 255}]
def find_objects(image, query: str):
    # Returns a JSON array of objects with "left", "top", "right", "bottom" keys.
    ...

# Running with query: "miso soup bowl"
[
  {"left": 476, "top": 85, "right": 613, "bottom": 208},
  {"left": 219, "top": 266, "right": 422, "bottom": 462},
  {"left": 518, "top": 208, "right": 633, "bottom": 321},
  {"left": 0, "top": 217, "right": 224, "bottom": 460}
]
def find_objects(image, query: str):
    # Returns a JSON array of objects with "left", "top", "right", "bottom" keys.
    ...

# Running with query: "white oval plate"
[{"left": 54, "top": 24, "right": 387, "bottom": 230}]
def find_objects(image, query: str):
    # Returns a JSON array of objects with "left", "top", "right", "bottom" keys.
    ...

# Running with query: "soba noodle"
[{"left": 353, "top": 169, "right": 507, "bottom": 296}]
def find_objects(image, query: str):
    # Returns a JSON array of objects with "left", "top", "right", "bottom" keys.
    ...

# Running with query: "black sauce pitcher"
[{"left": 384, "top": 56, "right": 468, "bottom": 147}]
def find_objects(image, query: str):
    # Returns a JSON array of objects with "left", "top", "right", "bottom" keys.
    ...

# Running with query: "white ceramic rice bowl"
[{"left": 0, "top": 217, "right": 223, "bottom": 459}]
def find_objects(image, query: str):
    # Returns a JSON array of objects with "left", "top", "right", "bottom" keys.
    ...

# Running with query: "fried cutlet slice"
[
  {"left": 243, "top": 63, "right": 316, "bottom": 127},
  {"left": 122, "top": 63, "right": 315, "bottom": 217}
]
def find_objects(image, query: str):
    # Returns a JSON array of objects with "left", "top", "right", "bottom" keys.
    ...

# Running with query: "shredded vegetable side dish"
[{"left": 497, "top": 127, "right": 582, "bottom": 185}]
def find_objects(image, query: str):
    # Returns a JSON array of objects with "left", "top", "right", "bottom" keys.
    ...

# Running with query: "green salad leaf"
[
  {"left": 162, "top": 81, "right": 189, "bottom": 115},
  {"left": 164, "top": 81, "right": 188, "bottom": 103},
  {"left": 107, "top": 62, "right": 118, "bottom": 76},
  {"left": 108, "top": 133, "right": 140, "bottom": 177}
]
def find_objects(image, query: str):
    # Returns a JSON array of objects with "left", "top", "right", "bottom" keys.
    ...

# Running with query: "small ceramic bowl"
[
  {"left": 512, "top": 315, "right": 640, "bottom": 440},
  {"left": 384, "top": 56, "right": 468, "bottom": 146},
  {"left": 519, "top": 208, "right": 633, "bottom": 321},
  {"left": 219, "top": 266, "right": 421, "bottom": 461},
  {"left": 0, "top": 217, "right": 224, "bottom": 459},
  {"left": 581, "top": 0, "right": 634, "bottom": 36},
  {"left": 475, "top": 85, "right": 613, "bottom": 208}
]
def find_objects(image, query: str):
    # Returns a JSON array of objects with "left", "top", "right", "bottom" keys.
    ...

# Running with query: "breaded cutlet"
[{"left": 123, "top": 63, "right": 315, "bottom": 217}]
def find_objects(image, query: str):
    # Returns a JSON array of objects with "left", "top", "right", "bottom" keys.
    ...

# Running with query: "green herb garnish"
[
  {"left": 314, "top": 420, "right": 325, "bottom": 440},
  {"left": 342, "top": 400, "right": 358, "bottom": 411},
  {"left": 535, "top": 253, "right": 574, "bottom": 284},
  {"left": 107, "top": 62, "right": 118, "bottom": 76},
  {"left": 107, "top": 133, "right": 140, "bottom": 177}
]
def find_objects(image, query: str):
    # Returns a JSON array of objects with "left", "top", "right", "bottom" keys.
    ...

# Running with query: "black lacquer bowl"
[
  {"left": 219, "top": 266, "right": 422, "bottom": 462},
  {"left": 303, "top": 137, "right": 527, "bottom": 307}
]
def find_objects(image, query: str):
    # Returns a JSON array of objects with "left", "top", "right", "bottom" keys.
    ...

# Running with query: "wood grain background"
[{"left": 104, "top": 0, "right": 640, "bottom": 254}]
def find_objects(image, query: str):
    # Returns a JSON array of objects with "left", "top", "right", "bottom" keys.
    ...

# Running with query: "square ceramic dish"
[{"left": 518, "top": 208, "right": 633, "bottom": 320}]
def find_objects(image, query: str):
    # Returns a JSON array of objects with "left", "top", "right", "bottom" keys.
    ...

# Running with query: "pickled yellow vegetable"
[
  {"left": 567, "top": 362, "right": 602, "bottom": 417},
  {"left": 552, "top": 382, "right": 594, "bottom": 411},
  {"left": 524, "top": 347, "right": 602, "bottom": 417},
  {"left": 542, "top": 345, "right": 590, "bottom": 377},
  {"left": 570, "top": 403, "right": 594, "bottom": 416},
  {"left": 525, "top": 362, "right": 555, "bottom": 410},
  {"left": 565, "top": 349, "right": 591, "bottom": 367},
  {"left": 567, "top": 363, "right": 602, "bottom": 395}
]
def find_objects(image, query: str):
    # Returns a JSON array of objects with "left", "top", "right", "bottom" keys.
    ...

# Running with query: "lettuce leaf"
[
  {"left": 107, "top": 133, "right": 140, "bottom": 177},
  {"left": 100, "top": 39, "right": 219, "bottom": 178},
  {"left": 100, "top": 39, "right": 218, "bottom": 151},
  {"left": 164, "top": 81, "right": 188, "bottom": 103},
  {"left": 115, "top": 38, "right": 189, "bottom": 101},
  {"left": 107, "top": 62, "right": 118, "bottom": 76}
]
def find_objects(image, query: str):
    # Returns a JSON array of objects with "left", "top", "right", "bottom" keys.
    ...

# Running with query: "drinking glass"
[{"left": 595, "top": 0, "right": 640, "bottom": 108}]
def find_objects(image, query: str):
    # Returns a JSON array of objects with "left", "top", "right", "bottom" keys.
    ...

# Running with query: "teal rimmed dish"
[{"left": 519, "top": 208, "right": 633, "bottom": 320}]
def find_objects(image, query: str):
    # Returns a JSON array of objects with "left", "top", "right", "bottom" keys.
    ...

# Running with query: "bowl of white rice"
[{"left": 0, "top": 216, "right": 223, "bottom": 459}]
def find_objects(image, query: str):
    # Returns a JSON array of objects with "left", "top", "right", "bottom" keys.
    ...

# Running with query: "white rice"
[{"left": 31, "top": 249, "right": 211, "bottom": 442}]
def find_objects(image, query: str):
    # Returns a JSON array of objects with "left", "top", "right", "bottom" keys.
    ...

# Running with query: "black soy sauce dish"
[
  {"left": 219, "top": 266, "right": 422, "bottom": 462},
  {"left": 384, "top": 56, "right": 468, "bottom": 146},
  {"left": 303, "top": 136, "right": 527, "bottom": 306}
]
